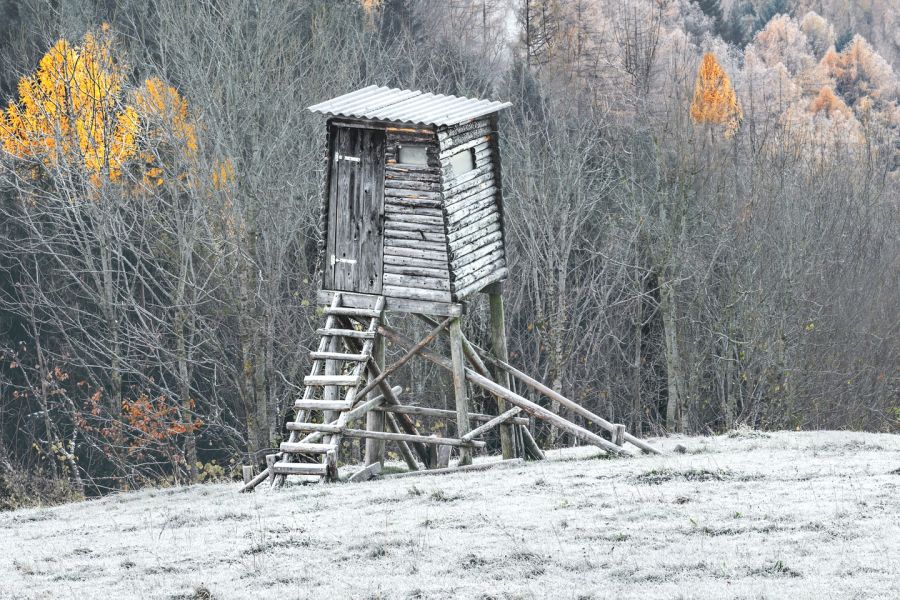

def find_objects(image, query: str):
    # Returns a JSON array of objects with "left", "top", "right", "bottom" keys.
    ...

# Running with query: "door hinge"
[
  {"left": 335, "top": 152, "right": 360, "bottom": 163},
  {"left": 331, "top": 254, "right": 357, "bottom": 266}
]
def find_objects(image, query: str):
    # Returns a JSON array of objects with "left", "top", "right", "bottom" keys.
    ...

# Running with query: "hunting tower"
[{"left": 241, "top": 86, "right": 658, "bottom": 491}]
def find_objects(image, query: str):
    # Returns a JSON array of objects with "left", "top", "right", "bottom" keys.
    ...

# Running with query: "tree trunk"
[{"left": 660, "top": 278, "right": 684, "bottom": 433}]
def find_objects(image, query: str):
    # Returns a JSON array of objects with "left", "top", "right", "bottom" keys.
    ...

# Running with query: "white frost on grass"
[{"left": 1, "top": 430, "right": 899, "bottom": 599}]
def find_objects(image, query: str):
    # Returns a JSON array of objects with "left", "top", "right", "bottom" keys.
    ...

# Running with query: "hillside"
[{"left": 2, "top": 431, "right": 898, "bottom": 599}]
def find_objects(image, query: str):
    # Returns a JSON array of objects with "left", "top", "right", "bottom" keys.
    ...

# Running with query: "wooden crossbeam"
[
  {"left": 352, "top": 316, "right": 452, "bottom": 402},
  {"left": 373, "top": 404, "right": 529, "bottom": 426},
  {"left": 461, "top": 407, "right": 522, "bottom": 442},
  {"left": 339, "top": 428, "right": 486, "bottom": 448}
]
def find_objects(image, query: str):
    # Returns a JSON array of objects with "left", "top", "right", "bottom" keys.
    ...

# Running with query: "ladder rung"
[
  {"left": 272, "top": 461, "right": 327, "bottom": 476},
  {"left": 324, "top": 307, "right": 382, "bottom": 318},
  {"left": 279, "top": 442, "right": 334, "bottom": 454},
  {"left": 304, "top": 375, "right": 360, "bottom": 386},
  {"left": 285, "top": 422, "right": 342, "bottom": 433},
  {"left": 294, "top": 400, "right": 353, "bottom": 411},
  {"left": 310, "top": 351, "right": 369, "bottom": 362},
  {"left": 316, "top": 328, "right": 375, "bottom": 339}
]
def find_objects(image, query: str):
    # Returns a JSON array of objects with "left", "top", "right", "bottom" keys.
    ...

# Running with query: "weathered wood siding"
[
  {"left": 382, "top": 126, "right": 452, "bottom": 303},
  {"left": 438, "top": 116, "right": 508, "bottom": 301}
]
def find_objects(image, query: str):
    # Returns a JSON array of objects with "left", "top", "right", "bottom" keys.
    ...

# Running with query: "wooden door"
[{"left": 325, "top": 125, "right": 385, "bottom": 294}]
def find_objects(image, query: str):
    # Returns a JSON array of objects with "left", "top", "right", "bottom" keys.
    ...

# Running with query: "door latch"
[
  {"left": 331, "top": 254, "right": 357, "bottom": 266},
  {"left": 335, "top": 152, "right": 360, "bottom": 163}
]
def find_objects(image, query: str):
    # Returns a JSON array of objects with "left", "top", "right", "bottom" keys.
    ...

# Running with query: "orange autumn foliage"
[
  {"left": 0, "top": 29, "right": 138, "bottom": 185},
  {"left": 122, "top": 393, "right": 202, "bottom": 451},
  {"left": 690, "top": 53, "right": 743, "bottom": 137},
  {"left": 809, "top": 86, "right": 852, "bottom": 119},
  {"left": 133, "top": 77, "right": 199, "bottom": 186},
  {"left": 0, "top": 27, "right": 213, "bottom": 190}
]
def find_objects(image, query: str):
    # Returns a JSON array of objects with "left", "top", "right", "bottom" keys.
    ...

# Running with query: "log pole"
[
  {"left": 487, "top": 284, "right": 516, "bottom": 459},
  {"left": 449, "top": 318, "right": 473, "bottom": 466}
]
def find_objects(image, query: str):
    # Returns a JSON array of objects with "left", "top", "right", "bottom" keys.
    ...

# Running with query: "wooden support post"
[
  {"left": 323, "top": 335, "right": 340, "bottom": 443},
  {"left": 613, "top": 424, "right": 626, "bottom": 446},
  {"left": 449, "top": 317, "right": 473, "bottom": 466},
  {"left": 242, "top": 465, "right": 253, "bottom": 485},
  {"left": 323, "top": 450, "right": 338, "bottom": 483},
  {"left": 365, "top": 325, "right": 386, "bottom": 467},
  {"left": 265, "top": 454, "right": 276, "bottom": 485},
  {"left": 487, "top": 284, "right": 516, "bottom": 459},
  {"left": 436, "top": 444, "right": 452, "bottom": 468}
]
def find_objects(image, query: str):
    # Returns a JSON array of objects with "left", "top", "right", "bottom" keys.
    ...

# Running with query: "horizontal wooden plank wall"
[
  {"left": 438, "top": 116, "right": 508, "bottom": 301},
  {"left": 382, "top": 126, "right": 452, "bottom": 303}
]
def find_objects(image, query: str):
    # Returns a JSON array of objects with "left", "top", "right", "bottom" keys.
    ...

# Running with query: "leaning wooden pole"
[
  {"left": 472, "top": 348, "right": 662, "bottom": 455},
  {"left": 379, "top": 325, "right": 631, "bottom": 456}
]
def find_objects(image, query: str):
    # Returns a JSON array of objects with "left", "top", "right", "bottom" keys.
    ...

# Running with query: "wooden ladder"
[{"left": 269, "top": 293, "right": 386, "bottom": 485}]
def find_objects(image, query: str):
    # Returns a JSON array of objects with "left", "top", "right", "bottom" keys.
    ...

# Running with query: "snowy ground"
[{"left": 1, "top": 430, "right": 898, "bottom": 599}]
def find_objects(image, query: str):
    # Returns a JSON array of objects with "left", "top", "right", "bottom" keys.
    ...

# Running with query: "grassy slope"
[{"left": 1, "top": 431, "right": 898, "bottom": 600}]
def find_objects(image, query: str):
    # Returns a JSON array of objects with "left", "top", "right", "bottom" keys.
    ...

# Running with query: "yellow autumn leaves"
[
  {"left": 0, "top": 27, "right": 207, "bottom": 189},
  {"left": 690, "top": 53, "right": 743, "bottom": 137}
]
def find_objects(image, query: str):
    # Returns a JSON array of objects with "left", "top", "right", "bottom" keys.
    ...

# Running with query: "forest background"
[{"left": 0, "top": 0, "right": 896, "bottom": 505}]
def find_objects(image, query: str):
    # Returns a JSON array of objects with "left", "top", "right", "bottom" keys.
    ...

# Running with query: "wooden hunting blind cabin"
[
  {"left": 313, "top": 85, "right": 512, "bottom": 311},
  {"left": 241, "top": 86, "right": 660, "bottom": 492}
]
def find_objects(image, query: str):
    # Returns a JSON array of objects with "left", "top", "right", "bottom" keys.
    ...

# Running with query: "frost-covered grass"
[{"left": 2, "top": 430, "right": 899, "bottom": 599}]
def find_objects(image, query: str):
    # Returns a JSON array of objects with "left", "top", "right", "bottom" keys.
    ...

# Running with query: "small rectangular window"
[
  {"left": 398, "top": 144, "right": 428, "bottom": 166},
  {"left": 448, "top": 148, "right": 475, "bottom": 177}
]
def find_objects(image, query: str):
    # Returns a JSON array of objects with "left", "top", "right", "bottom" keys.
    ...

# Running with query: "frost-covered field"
[{"left": 2, "top": 430, "right": 898, "bottom": 600}]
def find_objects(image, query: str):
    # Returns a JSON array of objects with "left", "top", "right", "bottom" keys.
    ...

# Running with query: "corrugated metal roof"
[{"left": 307, "top": 85, "right": 512, "bottom": 127}]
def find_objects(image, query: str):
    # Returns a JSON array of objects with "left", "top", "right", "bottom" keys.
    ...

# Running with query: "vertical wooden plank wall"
[
  {"left": 438, "top": 116, "right": 508, "bottom": 301},
  {"left": 382, "top": 127, "right": 453, "bottom": 303}
]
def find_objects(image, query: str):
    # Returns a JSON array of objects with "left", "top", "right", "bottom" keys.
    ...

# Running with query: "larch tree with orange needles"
[
  {"left": 0, "top": 28, "right": 139, "bottom": 186},
  {"left": 690, "top": 52, "right": 743, "bottom": 137}
]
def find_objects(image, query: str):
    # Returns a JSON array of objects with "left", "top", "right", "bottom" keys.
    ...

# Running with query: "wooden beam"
[
  {"left": 373, "top": 404, "right": 529, "bottom": 425},
  {"left": 449, "top": 318, "right": 473, "bottom": 466},
  {"left": 487, "top": 287, "right": 516, "bottom": 459},
  {"left": 385, "top": 412, "right": 420, "bottom": 471},
  {"left": 334, "top": 322, "right": 433, "bottom": 466},
  {"left": 385, "top": 459, "right": 524, "bottom": 479},
  {"left": 317, "top": 289, "right": 463, "bottom": 317},
  {"left": 348, "top": 462, "right": 383, "bottom": 483},
  {"left": 364, "top": 322, "right": 386, "bottom": 467},
  {"left": 461, "top": 407, "right": 522, "bottom": 443},
  {"left": 341, "top": 428, "right": 486, "bottom": 448},
  {"left": 378, "top": 325, "right": 632, "bottom": 457}
]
